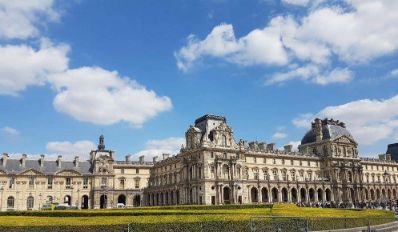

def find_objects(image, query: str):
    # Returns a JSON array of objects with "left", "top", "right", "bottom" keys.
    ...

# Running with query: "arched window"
[
  {"left": 222, "top": 135, "right": 227, "bottom": 146},
  {"left": 27, "top": 196, "right": 34, "bottom": 209},
  {"left": 7, "top": 196, "right": 14, "bottom": 208}
]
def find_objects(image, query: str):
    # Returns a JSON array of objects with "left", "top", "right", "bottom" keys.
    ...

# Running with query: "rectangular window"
[
  {"left": 83, "top": 177, "right": 88, "bottom": 189},
  {"left": 136, "top": 168, "right": 139, "bottom": 174},
  {"left": 9, "top": 177, "right": 15, "bottom": 189},
  {"left": 263, "top": 158, "right": 266, "bottom": 163},
  {"left": 66, "top": 177, "right": 71, "bottom": 189},
  {"left": 120, "top": 179, "right": 125, "bottom": 189},
  {"left": 121, "top": 168, "right": 124, "bottom": 174},
  {"left": 135, "top": 179, "right": 140, "bottom": 189},
  {"left": 47, "top": 177, "right": 53, "bottom": 189},
  {"left": 101, "top": 177, "right": 107, "bottom": 187},
  {"left": 29, "top": 177, "right": 34, "bottom": 189},
  {"left": 253, "top": 157, "right": 257, "bottom": 163}
]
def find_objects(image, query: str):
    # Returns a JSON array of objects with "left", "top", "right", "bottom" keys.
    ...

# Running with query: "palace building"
[
  {"left": 143, "top": 115, "right": 398, "bottom": 206},
  {"left": 1, "top": 114, "right": 398, "bottom": 211},
  {"left": 0, "top": 135, "right": 152, "bottom": 211}
]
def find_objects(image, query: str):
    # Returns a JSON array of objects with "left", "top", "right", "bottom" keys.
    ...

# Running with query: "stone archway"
[
  {"left": 223, "top": 186, "right": 231, "bottom": 204},
  {"left": 64, "top": 195, "right": 72, "bottom": 206},
  {"left": 282, "top": 188, "right": 288, "bottom": 202},
  {"left": 272, "top": 188, "right": 278, "bottom": 203},
  {"left": 364, "top": 189, "right": 369, "bottom": 201},
  {"left": 325, "top": 189, "right": 331, "bottom": 201},
  {"left": 370, "top": 189, "right": 375, "bottom": 200},
  {"left": 317, "top": 189, "right": 323, "bottom": 202},
  {"left": 300, "top": 188, "right": 306, "bottom": 203},
  {"left": 291, "top": 188, "right": 298, "bottom": 203},
  {"left": 118, "top": 194, "right": 126, "bottom": 205},
  {"left": 100, "top": 194, "right": 107, "bottom": 209},
  {"left": 350, "top": 188, "right": 355, "bottom": 202},
  {"left": 261, "top": 187, "right": 269, "bottom": 203},
  {"left": 81, "top": 195, "right": 89, "bottom": 209},
  {"left": 251, "top": 187, "right": 258, "bottom": 203},
  {"left": 309, "top": 188, "right": 315, "bottom": 202},
  {"left": 133, "top": 195, "right": 141, "bottom": 207}
]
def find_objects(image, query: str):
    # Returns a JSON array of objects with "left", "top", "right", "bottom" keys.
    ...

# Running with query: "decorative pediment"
[
  {"left": 213, "top": 122, "right": 233, "bottom": 133},
  {"left": 333, "top": 135, "right": 356, "bottom": 144},
  {"left": 55, "top": 169, "right": 82, "bottom": 176},
  {"left": 18, "top": 169, "right": 45, "bottom": 176}
]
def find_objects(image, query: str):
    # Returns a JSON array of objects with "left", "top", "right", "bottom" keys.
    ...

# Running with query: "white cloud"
[
  {"left": 1, "top": 126, "right": 19, "bottom": 136},
  {"left": 48, "top": 67, "right": 172, "bottom": 127},
  {"left": 282, "top": 0, "right": 310, "bottom": 6},
  {"left": 287, "top": 141, "right": 301, "bottom": 151},
  {"left": 391, "top": 68, "right": 398, "bottom": 77},
  {"left": 131, "top": 137, "right": 185, "bottom": 161},
  {"left": 175, "top": 22, "right": 288, "bottom": 71},
  {"left": 46, "top": 140, "right": 96, "bottom": 160},
  {"left": 292, "top": 113, "right": 314, "bottom": 128},
  {"left": 0, "top": 0, "right": 58, "bottom": 40},
  {"left": 272, "top": 132, "right": 287, "bottom": 140},
  {"left": 176, "top": 0, "right": 398, "bottom": 85},
  {"left": 0, "top": 40, "right": 69, "bottom": 96},
  {"left": 292, "top": 95, "right": 398, "bottom": 145},
  {"left": 266, "top": 65, "right": 353, "bottom": 85}
]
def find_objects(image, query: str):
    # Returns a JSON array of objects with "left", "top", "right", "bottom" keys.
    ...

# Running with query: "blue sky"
[{"left": 0, "top": 0, "right": 398, "bottom": 160}]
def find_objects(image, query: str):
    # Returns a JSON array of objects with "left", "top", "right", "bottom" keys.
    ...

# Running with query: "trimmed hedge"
[
  {"left": 0, "top": 204, "right": 273, "bottom": 217},
  {"left": 0, "top": 218, "right": 395, "bottom": 232}
]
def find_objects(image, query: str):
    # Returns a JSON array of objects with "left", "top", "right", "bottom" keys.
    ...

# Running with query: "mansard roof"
[
  {"left": 301, "top": 119, "right": 355, "bottom": 145},
  {"left": 0, "top": 159, "right": 91, "bottom": 175},
  {"left": 194, "top": 114, "right": 226, "bottom": 125}
]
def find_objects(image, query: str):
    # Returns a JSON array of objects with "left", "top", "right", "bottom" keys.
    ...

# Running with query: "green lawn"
[{"left": 0, "top": 204, "right": 394, "bottom": 232}]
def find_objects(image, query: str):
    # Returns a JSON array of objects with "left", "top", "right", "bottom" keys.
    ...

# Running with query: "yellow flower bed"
[{"left": 0, "top": 204, "right": 393, "bottom": 227}]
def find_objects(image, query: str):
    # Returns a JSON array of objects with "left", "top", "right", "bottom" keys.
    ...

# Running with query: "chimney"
[
  {"left": 314, "top": 118, "right": 323, "bottom": 142},
  {"left": 74, "top": 156, "right": 79, "bottom": 168},
  {"left": 57, "top": 155, "right": 62, "bottom": 168},
  {"left": 2, "top": 153, "right": 8, "bottom": 167},
  {"left": 267, "top": 143, "right": 276, "bottom": 151},
  {"left": 153, "top": 156, "right": 158, "bottom": 163},
  {"left": 258, "top": 143, "right": 267, "bottom": 151},
  {"left": 162, "top": 153, "right": 170, "bottom": 160},
  {"left": 139, "top": 155, "right": 145, "bottom": 163},
  {"left": 125, "top": 155, "right": 131, "bottom": 162},
  {"left": 21, "top": 154, "right": 27, "bottom": 167},
  {"left": 39, "top": 154, "right": 45, "bottom": 167},
  {"left": 284, "top": 145, "right": 293, "bottom": 153}
]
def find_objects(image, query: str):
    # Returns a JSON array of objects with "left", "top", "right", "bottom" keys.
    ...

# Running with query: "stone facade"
[
  {"left": 143, "top": 115, "right": 398, "bottom": 206},
  {"left": 2, "top": 114, "right": 398, "bottom": 211},
  {"left": 0, "top": 135, "right": 152, "bottom": 211}
]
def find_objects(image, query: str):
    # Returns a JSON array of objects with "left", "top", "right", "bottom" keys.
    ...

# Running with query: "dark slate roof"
[
  {"left": 387, "top": 143, "right": 398, "bottom": 161},
  {"left": 194, "top": 114, "right": 226, "bottom": 125},
  {"left": 0, "top": 159, "right": 92, "bottom": 175},
  {"left": 301, "top": 124, "right": 355, "bottom": 145}
]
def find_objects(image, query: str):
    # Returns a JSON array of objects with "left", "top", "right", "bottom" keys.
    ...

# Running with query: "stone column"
[{"left": 305, "top": 189, "right": 309, "bottom": 203}]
